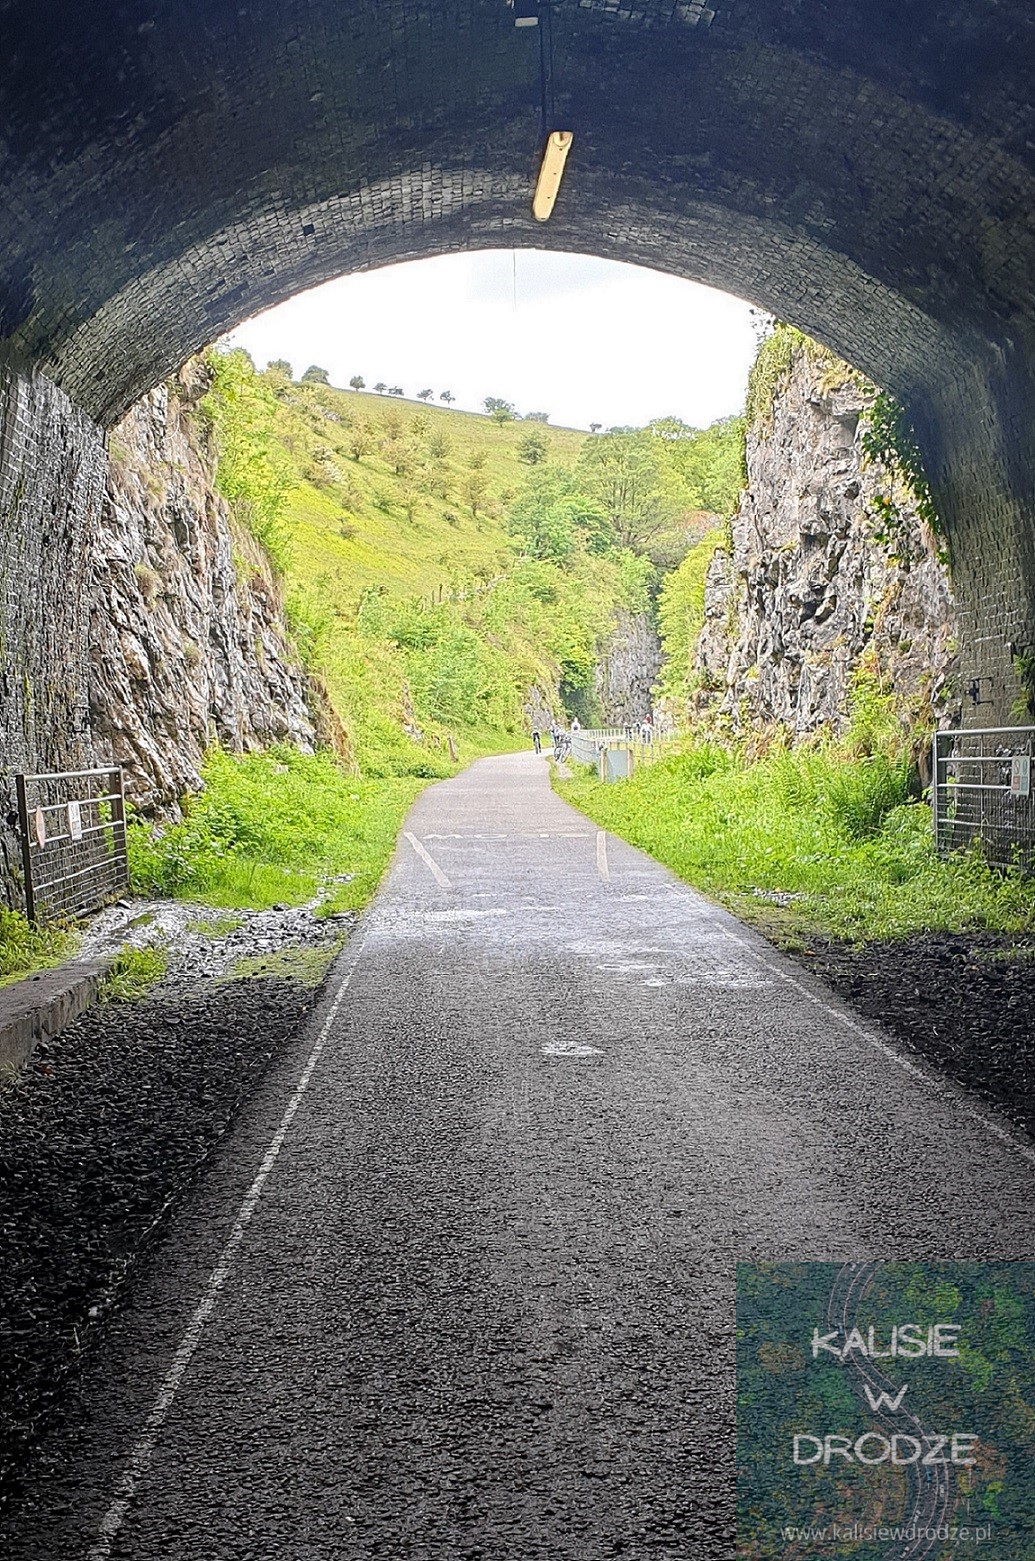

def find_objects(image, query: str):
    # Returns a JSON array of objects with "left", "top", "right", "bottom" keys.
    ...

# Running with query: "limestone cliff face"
[
  {"left": 595, "top": 610, "right": 662, "bottom": 726},
  {"left": 696, "top": 347, "right": 959, "bottom": 735},
  {"left": 88, "top": 364, "right": 318, "bottom": 815}
]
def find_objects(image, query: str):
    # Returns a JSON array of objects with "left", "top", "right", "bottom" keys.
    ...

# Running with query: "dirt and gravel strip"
[
  {"left": 799, "top": 931, "right": 1035, "bottom": 1142},
  {"left": 0, "top": 902, "right": 355, "bottom": 1517}
]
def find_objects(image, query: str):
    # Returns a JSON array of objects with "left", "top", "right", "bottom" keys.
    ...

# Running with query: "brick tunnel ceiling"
[{"left": 1, "top": 0, "right": 1034, "bottom": 425}]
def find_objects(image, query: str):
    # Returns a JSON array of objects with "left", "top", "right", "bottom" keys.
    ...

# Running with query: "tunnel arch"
[{"left": 2, "top": 0, "right": 1035, "bottom": 711}]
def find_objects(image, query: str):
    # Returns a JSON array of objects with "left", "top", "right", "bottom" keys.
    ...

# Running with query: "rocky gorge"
[
  {"left": 90, "top": 362, "right": 321, "bottom": 815},
  {"left": 0, "top": 358, "right": 328, "bottom": 907},
  {"left": 694, "top": 337, "right": 960, "bottom": 736}
]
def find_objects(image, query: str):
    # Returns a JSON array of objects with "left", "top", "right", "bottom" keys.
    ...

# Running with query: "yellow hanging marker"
[{"left": 532, "top": 131, "right": 573, "bottom": 222}]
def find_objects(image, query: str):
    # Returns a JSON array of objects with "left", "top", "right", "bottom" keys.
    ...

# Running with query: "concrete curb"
[{"left": 0, "top": 960, "right": 111, "bottom": 1075}]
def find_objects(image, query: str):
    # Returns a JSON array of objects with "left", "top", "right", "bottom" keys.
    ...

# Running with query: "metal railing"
[
  {"left": 14, "top": 767, "right": 128, "bottom": 922},
  {"left": 932, "top": 727, "right": 1035, "bottom": 871},
  {"left": 569, "top": 727, "right": 631, "bottom": 765},
  {"left": 568, "top": 727, "right": 675, "bottom": 778}
]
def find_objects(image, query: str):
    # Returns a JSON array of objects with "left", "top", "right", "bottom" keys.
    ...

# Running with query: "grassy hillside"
[
  {"left": 200, "top": 350, "right": 743, "bottom": 777},
  {"left": 277, "top": 383, "right": 587, "bottom": 600}
]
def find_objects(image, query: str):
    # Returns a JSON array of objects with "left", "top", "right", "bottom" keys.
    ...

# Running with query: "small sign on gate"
[
  {"left": 67, "top": 800, "right": 83, "bottom": 841},
  {"left": 1011, "top": 755, "right": 1031, "bottom": 797}
]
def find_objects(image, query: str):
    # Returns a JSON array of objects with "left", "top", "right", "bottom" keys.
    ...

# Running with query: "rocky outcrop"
[
  {"left": 696, "top": 347, "right": 959, "bottom": 735},
  {"left": 88, "top": 363, "right": 319, "bottom": 814},
  {"left": 595, "top": 609, "right": 662, "bottom": 726}
]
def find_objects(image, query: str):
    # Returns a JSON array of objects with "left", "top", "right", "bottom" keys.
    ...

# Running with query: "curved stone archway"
[{"left": 2, "top": 0, "right": 1035, "bottom": 709}]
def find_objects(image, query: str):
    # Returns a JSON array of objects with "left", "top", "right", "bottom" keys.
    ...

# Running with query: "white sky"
[{"left": 227, "top": 249, "right": 758, "bottom": 432}]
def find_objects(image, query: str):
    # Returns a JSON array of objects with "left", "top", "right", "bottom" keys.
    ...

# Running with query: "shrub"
[
  {"left": 823, "top": 753, "right": 912, "bottom": 841},
  {"left": 134, "top": 562, "right": 162, "bottom": 601}
]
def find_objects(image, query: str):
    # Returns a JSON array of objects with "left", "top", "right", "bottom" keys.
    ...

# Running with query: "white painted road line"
[
  {"left": 87, "top": 937, "right": 368, "bottom": 1561},
  {"left": 404, "top": 831, "right": 452, "bottom": 889},
  {"left": 596, "top": 830, "right": 610, "bottom": 883}
]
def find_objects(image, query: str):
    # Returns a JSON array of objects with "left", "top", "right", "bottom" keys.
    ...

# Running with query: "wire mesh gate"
[
  {"left": 933, "top": 726, "right": 1035, "bottom": 871},
  {"left": 14, "top": 767, "right": 128, "bottom": 921}
]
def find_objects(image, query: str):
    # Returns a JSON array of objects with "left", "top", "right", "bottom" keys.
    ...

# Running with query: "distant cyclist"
[{"left": 532, "top": 726, "right": 542, "bottom": 754}]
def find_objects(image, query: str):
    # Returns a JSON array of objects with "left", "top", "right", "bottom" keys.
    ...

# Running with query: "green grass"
[
  {"left": 98, "top": 945, "right": 169, "bottom": 1002},
  {"left": 557, "top": 740, "right": 1035, "bottom": 944},
  {"left": 0, "top": 909, "right": 78, "bottom": 987},
  {"left": 128, "top": 744, "right": 428, "bottom": 913},
  {"left": 185, "top": 914, "right": 245, "bottom": 937},
  {"left": 229, "top": 941, "right": 343, "bottom": 986}
]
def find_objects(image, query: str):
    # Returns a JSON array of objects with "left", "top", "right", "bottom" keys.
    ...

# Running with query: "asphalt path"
[{"left": 6, "top": 751, "right": 1035, "bottom": 1560}]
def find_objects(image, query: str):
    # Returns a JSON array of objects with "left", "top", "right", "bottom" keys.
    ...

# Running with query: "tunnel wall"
[
  {"left": 0, "top": 364, "right": 104, "bottom": 902},
  {"left": 916, "top": 352, "right": 1035, "bottom": 725}
]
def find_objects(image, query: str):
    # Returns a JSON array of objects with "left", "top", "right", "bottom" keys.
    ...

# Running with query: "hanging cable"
[{"left": 537, "top": 0, "right": 556, "bottom": 137}]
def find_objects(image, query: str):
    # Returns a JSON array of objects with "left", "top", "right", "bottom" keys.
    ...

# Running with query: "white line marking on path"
[
  {"left": 596, "top": 830, "right": 610, "bottom": 883},
  {"left": 404, "top": 831, "right": 452, "bottom": 888},
  {"left": 713, "top": 921, "right": 1035, "bottom": 1170},
  {"left": 87, "top": 937, "right": 368, "bottom": 1560}
]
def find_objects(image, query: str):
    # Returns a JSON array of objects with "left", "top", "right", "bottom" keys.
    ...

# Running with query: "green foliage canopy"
[{"left": 202, "top": 348, "right": 293, "bottom": 569}]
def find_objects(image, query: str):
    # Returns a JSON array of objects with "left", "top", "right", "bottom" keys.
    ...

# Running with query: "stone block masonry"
[{"left": 0, "top": 364, "right": 106, "bottom": 899}]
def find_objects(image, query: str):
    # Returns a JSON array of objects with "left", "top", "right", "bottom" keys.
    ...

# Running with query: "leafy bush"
[
  {"left": 823, "top": 753, "right": 912, "bottom": 841},
  {"left": 202, "top": 348, "right": 293, "bottom": 571}
]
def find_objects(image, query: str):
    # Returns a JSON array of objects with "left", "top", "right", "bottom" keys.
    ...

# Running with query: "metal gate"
[
  {"left": 14, "top": 767, "right": 128, "bottom": 921},
  {"left": 932, "top": 726, "right": 1035, "bottom": 870}
]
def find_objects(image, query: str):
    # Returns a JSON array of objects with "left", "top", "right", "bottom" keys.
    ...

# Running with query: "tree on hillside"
[
  {"left": 524, "top": 411, "right": 550, "bottom": 424},
  {"left": 484, "top": 396, "right": 516, "bottom": 424},
  {"left": 589, "top": 423, "right": 602, "bottom": 434},
  {"left": 649, "top": 415, "right": 697, "bottom": 441},
  {"left": 373, "top": 382, "right": 387, "bottom": 395},
  {"left": 301, "top": 365, "right": 330, "bottom": 384},
  {"left": 464, "top": 470, "right": 489, "bottom": 516},
  {"left": 389, "top": 386, "right": 405, "bottom": 397},
  {"left": 507, "top": 466, "right": 611, "bottom": 562},
  {"left": 648, "top": 413, "right": 746, "bottom": 515},
  {"left": 349, "top": 375, "right": 365, "bottom": 391},
  {"left": 440, "top": 390, "right": 455, "bottom": 405},
  {"left": 518, "top": 429, "right": 549, "bottom": 465},
  {"left": 575, "top": 430, "right": 679, "bottom": 552},
  {"left": 267, "top": 358, "right": 293, "bottom": 378},
  {"left": 417, "top": 388, "right": 434, "bottom": 401},
  {"left": 349, "top": 419, "right": 373, "bottom": 460}
]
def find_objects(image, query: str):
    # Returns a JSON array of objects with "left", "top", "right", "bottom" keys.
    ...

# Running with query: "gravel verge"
[
  {"left": 0, "top": 900, "right": 355, "bottom": 1517},
  {"left": 798, "top": 930, "right": 1035, "bottom": 1142}
]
